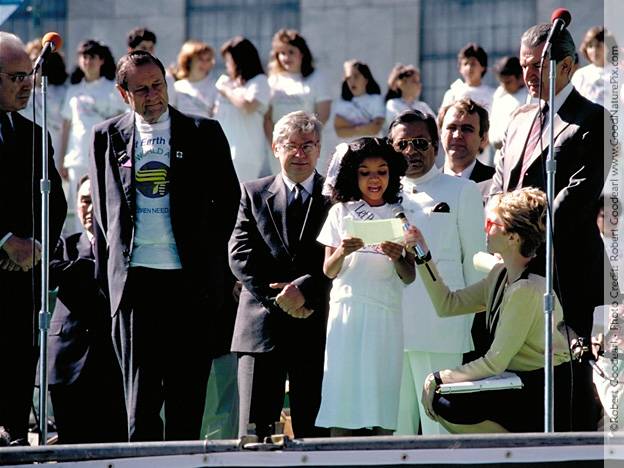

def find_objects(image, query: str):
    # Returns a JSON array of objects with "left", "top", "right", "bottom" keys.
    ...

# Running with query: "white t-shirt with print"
[{"left": 130, "top": 110, "right": 181, "bottom": 269}]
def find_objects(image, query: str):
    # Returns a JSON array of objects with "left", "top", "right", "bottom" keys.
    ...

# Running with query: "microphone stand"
[
  {"left": 543, "top": 54, "right": 557, "bottom": 434},
  {"left": 37, "top": 67, "right": 51, "bottom": 445}
]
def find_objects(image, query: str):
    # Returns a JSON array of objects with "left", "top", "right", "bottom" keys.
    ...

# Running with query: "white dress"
[
  {"left": 268, "top": 70, "right": 331, "bottom": 122},
  {"left": 440, "top": 79, "right": 495, "bottom": 113},
  {"left": 384, "top": 97, "right": 435, "bottom": 132},
  {"left": 214, "top": 74, "right": 271, "bottom": 182},
  {"left": 333, "top": 93, "right": 385, "bottom": 144},
  {"left": 315, "top": 201, "right": 405, "bottom": 430},
  {"left": 571, "top": 63, "right": 606, "bottom": 105},
  {"left": 174, "top": 74, "right": 218, "bottom": 118}
]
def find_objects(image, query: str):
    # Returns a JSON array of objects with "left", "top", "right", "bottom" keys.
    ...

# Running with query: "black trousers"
[
  {"left": 237, "top": 345, "right": 327, "bottom": 440},
  {"left": 0, "top": 271, "right": 38, "bottom": 442},
  {"left": 50, "top": 344, "right": 127, "bottom": 444},
  {"left": 113, "top": 267, "right": 212, "bottom": 441}
]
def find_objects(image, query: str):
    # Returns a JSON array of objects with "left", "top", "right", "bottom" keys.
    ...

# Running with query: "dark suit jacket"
[
  {"left": 229, "top": 173, "right": 332, "bottom": 354},
  {"left": 48, "top": 232, "right": 113, "bottom": 385},
  {"left": 469, "top": 159, "right": 495, "bottom": 202},
  {"left": 89, "top": 106, "right": 240, "bottom": 353},
  {"left": 490, "top": 87, "right": 609, "bottom": 337},
  {"left": 0, "top": 111, "right": 67, "bottom": 317}
]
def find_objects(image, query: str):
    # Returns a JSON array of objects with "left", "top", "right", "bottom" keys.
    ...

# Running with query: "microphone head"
[
  {"left": 551, "top": 8, "right": 571, "bottom": 27},
  {"left": 41, "top": 32, "right": 63, "bottom": 51}
]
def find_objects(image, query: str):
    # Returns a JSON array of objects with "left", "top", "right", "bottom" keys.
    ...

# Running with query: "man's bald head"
[{"left": 0, "top": 32, "right": 33, "bottom": 112}]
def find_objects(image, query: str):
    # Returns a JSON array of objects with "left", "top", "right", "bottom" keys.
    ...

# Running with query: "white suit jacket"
[{"left": 401, "top": 166, "right": 486, "bottom": 354}]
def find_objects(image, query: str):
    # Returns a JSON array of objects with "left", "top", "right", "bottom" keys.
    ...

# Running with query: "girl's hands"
[
  {"left": 338, "top": 237, "right": 364, "bottom": 257},
  {"left": 421, "top": 373, "right": 439, "bottom": 421},
  {"left": 380, "top": 241, "right": 404, "bottom": 262}
]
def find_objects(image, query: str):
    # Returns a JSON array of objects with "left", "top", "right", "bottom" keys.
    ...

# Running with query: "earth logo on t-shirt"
[{"left": 135, "top": 161, "right": 170, "bottom": 198}]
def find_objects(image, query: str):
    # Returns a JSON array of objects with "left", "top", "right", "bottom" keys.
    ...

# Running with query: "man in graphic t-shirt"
[{"left": 89, "top": 51, "right": 240, "bottom": 441}]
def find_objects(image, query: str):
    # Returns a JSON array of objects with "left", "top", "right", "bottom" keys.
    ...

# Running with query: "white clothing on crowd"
[
  {"left": 396, "top": 166, "right": 485, "bottom": 435},
  {"left": 440, "top": 79, "right": 495, "bottom": 113},
  {"left": 214, "top": 73, "right": 271, "bottom": 182},
  {"left": 268, "top": 70, "right": 332, "bottom": 122},
  {"left": 489, "top": 85, "right": 529, "bottom": 150},
  {"left": 316, "top": 201, "right": 405, "bottom": 430},
  {"left": 333, "top": 93, "right": 385, "bottom": 142},
  {"left": 19, "top": 83, "right": 67, "bottom": 172},
  {"left": 571, "top": 63, "right": 606, "bottom": 105},
  {"left": 174, "top": 74, "right": 218, "bottom": 118}
]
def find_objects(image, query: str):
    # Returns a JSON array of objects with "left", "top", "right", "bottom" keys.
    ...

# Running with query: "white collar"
[
  {"left": 444, "top": 158, "right": 476, "bottom": 179},
  {"left": 134, "top": 109, "right": 170, "bottom": 130},
  {"left": 402, "top": 165, "right": 440, "bottom": 190},
  {"left": 545, "top": 81, "right": 574, "bottom": 115}
]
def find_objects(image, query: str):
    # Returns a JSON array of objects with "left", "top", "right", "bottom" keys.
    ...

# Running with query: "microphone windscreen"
[
  {"left": 550, "top": 8, "right": 571, "bottom": 27},
  {"left": 41, "top": 32, "right": 63, "bottom": 51}
]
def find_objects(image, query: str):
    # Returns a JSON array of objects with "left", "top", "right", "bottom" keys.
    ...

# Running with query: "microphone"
[
  {"left": 540, "top": 8, "right": 572, "bottom": 60},
  {"left": 33, "top": 32, "right": 63, "bottom": 72},
  {"left": 393, "top": 207, "right": 436, "bottom": 281}
]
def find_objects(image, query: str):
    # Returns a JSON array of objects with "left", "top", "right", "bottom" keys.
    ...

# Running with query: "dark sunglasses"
[
  {"left": 0, "top": 70, "right": 34, "bottom": 83},
  {"left": 398, "top": 70, "right": 415, "bottom": 80},
  {"left": 394, "top": 137, "right": 432, "bottom": 152}
]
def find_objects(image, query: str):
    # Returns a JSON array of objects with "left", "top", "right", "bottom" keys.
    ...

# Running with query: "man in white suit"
[{"left": 388, "top": 110, "right": 485, "bottom": 435}]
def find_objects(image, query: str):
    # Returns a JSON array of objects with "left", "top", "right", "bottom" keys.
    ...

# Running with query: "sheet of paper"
[{"left": 344, "top": 218, "right": 405, "bottom": 245}]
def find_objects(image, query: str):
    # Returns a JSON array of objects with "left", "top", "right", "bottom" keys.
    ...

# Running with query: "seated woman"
[{"left": 407, "top": 188, "right": 572, "bottom": 433}]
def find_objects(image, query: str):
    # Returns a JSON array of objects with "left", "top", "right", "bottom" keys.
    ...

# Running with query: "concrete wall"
[{"left": 66, "top": 0, "right": 185, "bottom": 71}]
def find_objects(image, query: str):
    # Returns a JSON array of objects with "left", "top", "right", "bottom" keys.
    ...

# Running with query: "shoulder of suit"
[
  {"left": 170, "top": 106, "right": 220, "bottom": 129},
  {"left": 92, "top": 112, "right": 130, "bottom": 134},
  {"left": 242, "top": 174, "right": 277, "bottom": 193},
  {"left": 510, "top": 103, "right": 538, "bottom": 119}
]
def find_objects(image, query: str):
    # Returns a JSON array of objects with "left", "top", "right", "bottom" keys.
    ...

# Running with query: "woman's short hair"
[
  {"left": 458, "top": 42, "right": 488, "bottom": 77},
  {"left": 269, "top": 28, "right": 315, "bottom": 78},
  {"left": 272, "top": 110, "right": 322, "bottom": 147},
  {"left": 70, "top": 39, "right": 116, "bottom": 84},
  {"left": 220, "top": 36, "right": 264, "bottom": 82},
  {"left": 341, "top": 60, "right": 381, "bottom": 101},
  {"left": 491, "top": 187, "right": 547, "bottom": 258},
  {"left": 174, "top": 40, "right": 215, "bottom": 80},
  {"left": 579, "top": 26, "right": 605, "bottom": 62},
  {"left": 332, "top": 137, "right": 406, "bottom": 205},
  {"left": 385, "top": 63, "right": 420, "bottom": 101}
]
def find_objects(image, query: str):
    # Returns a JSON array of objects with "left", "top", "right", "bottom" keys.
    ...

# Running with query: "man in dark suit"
[
  {"left": 89, "top": 51, "right": 240, "bottom": 441},
  {"left": 0, "top": 32, "right": 67, "bottom": 445},
  {"left": 439, "top": 98, "right": 495, "bottom": 202},
  {"left": 48, "top": 175, "right": 126, "bottom": 443},
  {"left": 229, "top": 111, "right": 331, "bottom": 440},
  {"left": 490, "top": 24, "right": 609, "bottom": 430}
]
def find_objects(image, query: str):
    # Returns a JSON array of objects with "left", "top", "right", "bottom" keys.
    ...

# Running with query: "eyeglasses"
[
  {"left": 398, "top": 70, "right": 415, "bottom": 80},
  {"left": 0, "top": 70, "right": 35, "bottom": 83},
  {"left": 280, "top": 141, "right": 319, "bottom": 156},
  {"left": 485, "top": 218, "right": 504, "bottom": 233},
  {"left": 393, "top": 137, "right": 432, "bottom": 152}
]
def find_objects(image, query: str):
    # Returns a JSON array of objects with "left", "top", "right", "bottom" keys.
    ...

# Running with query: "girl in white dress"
[
  {"left": 334, "top": 60, "right": 385, "bottom": 142},
  {"left": 384, "top": 64, "right": 435, "bottom": 132},
  {"left": 265, "top": 28, "right": 332, "bottom": 139},
  {"left": 572, "top": 26, "right": 608, "bottom": 105},
  {"left": 173, "top": 40, "right": 218, "bottom": 118},
  {"left": 316, "top": 137, "right": 414, "bottom": 436},
  {"left": 214, "top": 36, "right": 271, "bottom": 182}
]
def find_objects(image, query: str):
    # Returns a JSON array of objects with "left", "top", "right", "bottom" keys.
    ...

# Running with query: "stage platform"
[{"left": 0, "top": 432, "right": 622, "bottom": 467}]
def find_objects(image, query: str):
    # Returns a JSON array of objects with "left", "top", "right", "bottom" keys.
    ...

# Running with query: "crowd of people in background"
[{"left": 0, "top": 17, "right": 618, "bottom": 447}]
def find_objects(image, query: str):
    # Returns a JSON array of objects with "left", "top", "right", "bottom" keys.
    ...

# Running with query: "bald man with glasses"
[{"left": 0, "top": 32, "right": 67, "bottom": 445}]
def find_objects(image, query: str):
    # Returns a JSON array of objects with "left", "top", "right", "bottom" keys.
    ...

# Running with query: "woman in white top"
[
  {"left": 214, "top": 36, "right": 271, "bottom": 182},
  {"left": 334, "top": 60, "right": 385, "bottom": 141},
  {"left": 61, "top": 40, "right": 125, "bottom": 234},
  {"left": 264, "top": 28, "right": 332, "bottom": 141},
  {"left": 571, "top": 26, "right": 608, "bottom": 105},
  {"left": 173, "top": 40, "right": 218, "bottom": 118},
  {"left": 384, "top": 64, "right": 435, "bottom": 132}
]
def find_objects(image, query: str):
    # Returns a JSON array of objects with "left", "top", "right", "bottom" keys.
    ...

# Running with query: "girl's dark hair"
[
  {"left": 221, "top": 36, "right": 264, "bottom": 82},
  {"left": 332, "top": 137, "right": 406, "bottom": 204},
  {"left": 70, "top": 39, "right": 116, "bottom": 84},
  {"left": 341, "top": 60, "right": 381, "bottom": 101},
  {"left": 269, "top": 28, "right": 315, "bottom": 77}
]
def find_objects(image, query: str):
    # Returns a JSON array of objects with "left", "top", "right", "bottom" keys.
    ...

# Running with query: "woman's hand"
[
  {"left": 404, "top": 225, "right": 429, "bottom": 256},
  {"left": 421, "top": 373, "right": 439, "bottom": 421},
  {"left": 380, "top": 241, "right": 404, "bottom": 262}
]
